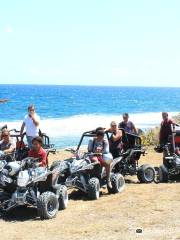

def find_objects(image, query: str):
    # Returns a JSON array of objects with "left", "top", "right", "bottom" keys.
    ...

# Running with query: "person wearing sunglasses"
[
  {"left": 0, "top": 129, "right": 16, "bottom": 154},
  {"left": 106, "top": 121, "right": 123, "bottom": 158},
  {"left": 20, "top": 105, "right": 40, "bottom": 149}
]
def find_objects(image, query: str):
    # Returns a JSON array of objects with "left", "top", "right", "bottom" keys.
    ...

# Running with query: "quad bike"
[
  {"left": 154, "top": 124, "right": 180, "bottom": 183},
  {"left": 51, "top": 151, "right": 125, "bottom": 200},
  {"left": 0, "top": 157, "right": 68, "bottom": 220},
  {"left": 106, "top": 129, "right": 155, "bottom": 183}
]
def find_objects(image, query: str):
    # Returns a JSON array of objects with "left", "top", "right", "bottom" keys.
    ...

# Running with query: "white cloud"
[{"left": 4, "top": 25, "right": 14, "bottom": 33}]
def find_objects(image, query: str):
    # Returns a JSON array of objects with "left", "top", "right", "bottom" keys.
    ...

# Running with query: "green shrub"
[{"left": 141, "top": 127, "right": 159, "bottom": 146}]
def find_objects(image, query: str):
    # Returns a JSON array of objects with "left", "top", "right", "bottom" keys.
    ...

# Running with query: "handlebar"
[
  {"left": 46, "top": 149, "right": 56, "bottom": 154},
  {"left": 21, "top": 157, "right": 42, "bottom": 168},
  {"left": 65, "top": 148, "right": 77, "bottom": 154}
]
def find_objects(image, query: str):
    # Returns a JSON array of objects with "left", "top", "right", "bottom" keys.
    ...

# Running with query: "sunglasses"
[
  {"left": 111, "top": 125, "right": 117, "bottom": 127},
  {"left": 2, "top": 134, "right": 9, "bottom": 137}
]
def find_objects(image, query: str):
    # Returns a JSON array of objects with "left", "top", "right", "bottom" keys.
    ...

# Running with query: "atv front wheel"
[
  {"left": 56, "top": 185, "right": 68, "bottom": 210},
  {"left": 37, "top": 191, "right": 59, "bottom": 220},
  {"left": 137, "top": 164, "right": 155, "bottom": 183},
  {"left": 107, "top": 173, "right": 125, "bottom": 194},
  {"left": 87, "top": 177, "right": 100, "bottom": 200}
]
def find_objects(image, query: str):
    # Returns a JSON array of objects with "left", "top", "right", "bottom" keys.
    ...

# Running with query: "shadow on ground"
[{"left": 0, "top": 206, "right": 39, "bottom": 222}]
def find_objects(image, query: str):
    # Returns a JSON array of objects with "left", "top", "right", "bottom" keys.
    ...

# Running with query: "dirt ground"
[{"left": 0, "top": 148, "right": 180, "bottom": 240}]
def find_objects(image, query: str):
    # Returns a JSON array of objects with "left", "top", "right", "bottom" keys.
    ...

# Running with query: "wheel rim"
[
  {"left": 96, "top": 183, "right": 100, "bottom": 199},
  {"left": 63, "top": 190, "right": 68, "bottom": 207},
  {"left": 47, "top": 199, "right": 57, "bottom": 216},
  {"left": 118, "top": 176, "right": 125, "bottom": 192},
  {"left": 144, "top": 168, "right": 154, "bottom": 182}
]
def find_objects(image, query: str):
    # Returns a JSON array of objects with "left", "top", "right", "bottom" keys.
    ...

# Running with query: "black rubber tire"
[
  {"left": 159, "top": 165, "right": 169, "bottom": 183},
  {"left": 107, "top": 173, "right": 125, "bottom": 194},
  {"left": 37, "top": 191, "right": 59, "bottom": 220},
  {"left": 0, "top": 191, "right": 11, "bottom": 203},
  {"left": 56, "top": 185, "right": 68, "bottom": 210},
  {"left": 87, "top": 177, "right": 100, "bottom": 200},
  {"left": 137, "top": 164, "right": 155, "bottom": 183}
]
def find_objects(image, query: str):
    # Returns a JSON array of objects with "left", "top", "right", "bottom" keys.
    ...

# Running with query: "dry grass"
[{"left": 0, "top": 148, "right": 180, "bottom": 240}]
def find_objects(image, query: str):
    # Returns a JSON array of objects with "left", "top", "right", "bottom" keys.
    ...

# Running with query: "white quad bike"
[{"left": 0, "top": 156, "right": 68, "bottom": 220}]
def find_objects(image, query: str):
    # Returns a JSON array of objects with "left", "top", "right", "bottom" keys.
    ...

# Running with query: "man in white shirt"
[{"left": 20, "top": 105, "right": 40, "bottom": 149}]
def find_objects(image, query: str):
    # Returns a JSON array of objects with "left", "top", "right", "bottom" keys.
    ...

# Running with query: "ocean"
[{"left": 0, "top": 84, "right": 179, "bottom": 148}]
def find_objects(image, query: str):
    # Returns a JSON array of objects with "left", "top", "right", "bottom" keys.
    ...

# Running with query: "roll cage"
[{"left": 76, "top": 128, "right": 142, "bottom": 152}]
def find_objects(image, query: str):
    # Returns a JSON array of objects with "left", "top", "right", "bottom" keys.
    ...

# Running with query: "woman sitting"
[
  {"left": 88, "top": 127, "right": 113, "bottom": 188},
  {"left": 0, "top": 129, "right": 16, "bottom": 154}
]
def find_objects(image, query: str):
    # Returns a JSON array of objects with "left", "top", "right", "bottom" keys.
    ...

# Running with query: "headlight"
[{"left": 17, "top": 170, "right": 30, "bottom": 187}]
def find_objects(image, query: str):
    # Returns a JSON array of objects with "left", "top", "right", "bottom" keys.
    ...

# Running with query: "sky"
[{"left": 0, "top": 0, "right": 180, "bottom": 87}]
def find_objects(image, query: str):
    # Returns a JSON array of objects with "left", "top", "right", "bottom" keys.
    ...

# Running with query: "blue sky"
[{"left": 0, "top": 0, "right": 180, "bottom": 86}]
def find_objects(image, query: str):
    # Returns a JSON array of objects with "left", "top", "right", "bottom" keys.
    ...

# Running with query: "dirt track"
[{"left": 0, "top": 149, "right": 180, "bottom": 240}]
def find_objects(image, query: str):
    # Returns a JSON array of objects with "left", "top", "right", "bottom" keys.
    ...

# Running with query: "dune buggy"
[
  {"left": 51, "top": 129, "right": 125, "bottom": 200},
  {"left": 155, "top": 124, "right": 180, "bottom": 182},
  {"left": 106, "top": 128, "right": 155, "bottom": 183}
]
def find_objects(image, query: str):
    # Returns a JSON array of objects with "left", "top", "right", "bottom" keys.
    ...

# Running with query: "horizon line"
[{"left": 0, "top": 83, "right": 180, "bottom": 88}]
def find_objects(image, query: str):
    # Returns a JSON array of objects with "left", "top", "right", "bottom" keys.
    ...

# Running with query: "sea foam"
[{"left": 1, "top": 112, "right": 178, "bottom": 148}]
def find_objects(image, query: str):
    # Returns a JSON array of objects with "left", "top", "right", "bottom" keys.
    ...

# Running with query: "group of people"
[
  {"left": 0, "top": 104, "right": 177, "bottom": 188},
  {"left": 88, "top": 112, "right": 178, "bottom": 188}
]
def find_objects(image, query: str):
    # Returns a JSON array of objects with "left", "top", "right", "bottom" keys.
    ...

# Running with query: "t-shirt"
[
  {"left": 24, "top": 114, "right": 40, "bottom": 137},
  {"left": 159, "top": 119, "right": 174, "bottom": 144},
  {"left": 28, "top": 147, "right": 47, "bottom": 167},
  {"left": 109, "top": 131, "right": 122, "bottom": 151},
  {"left": 0, "top": 138, "right": 16, "bottom": 151},
  {"left": 88, "top": 138, "right": 109, "bottom": 154},
  {"left": 118, "top": 121, "right": 134, "bottom": 133}
]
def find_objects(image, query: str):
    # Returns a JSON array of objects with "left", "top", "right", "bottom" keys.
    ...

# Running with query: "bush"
[{"left": 141, "top": 127, "right": 159, "bottom": 146}]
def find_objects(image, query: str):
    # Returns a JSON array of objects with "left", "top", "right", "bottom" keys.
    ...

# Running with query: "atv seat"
[
  {"left": 120, "top": 129, "right": 141, "bottom": 151},
  {"left": 169, "top": 131, "right": 180, "bottom": 148}
]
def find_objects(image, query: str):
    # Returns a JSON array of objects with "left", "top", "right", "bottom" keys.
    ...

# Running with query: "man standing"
[
  {"left": 20, "top": 105, "right": 40, "bottom": 149},
  {"left": 159, "top": 112, "right": 176, "bottom": 145},
  {"left": 118, "top": 113, "right": 137, "bottom": 135}
]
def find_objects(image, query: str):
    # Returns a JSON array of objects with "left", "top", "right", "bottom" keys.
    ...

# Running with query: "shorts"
[{"left": 103, "top": 153, "right": 113, "bottom": 164}]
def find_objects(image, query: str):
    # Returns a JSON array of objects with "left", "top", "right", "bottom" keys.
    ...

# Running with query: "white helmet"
[{"left": 7, "top": 162, "right": 21, "bottom": 176}]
